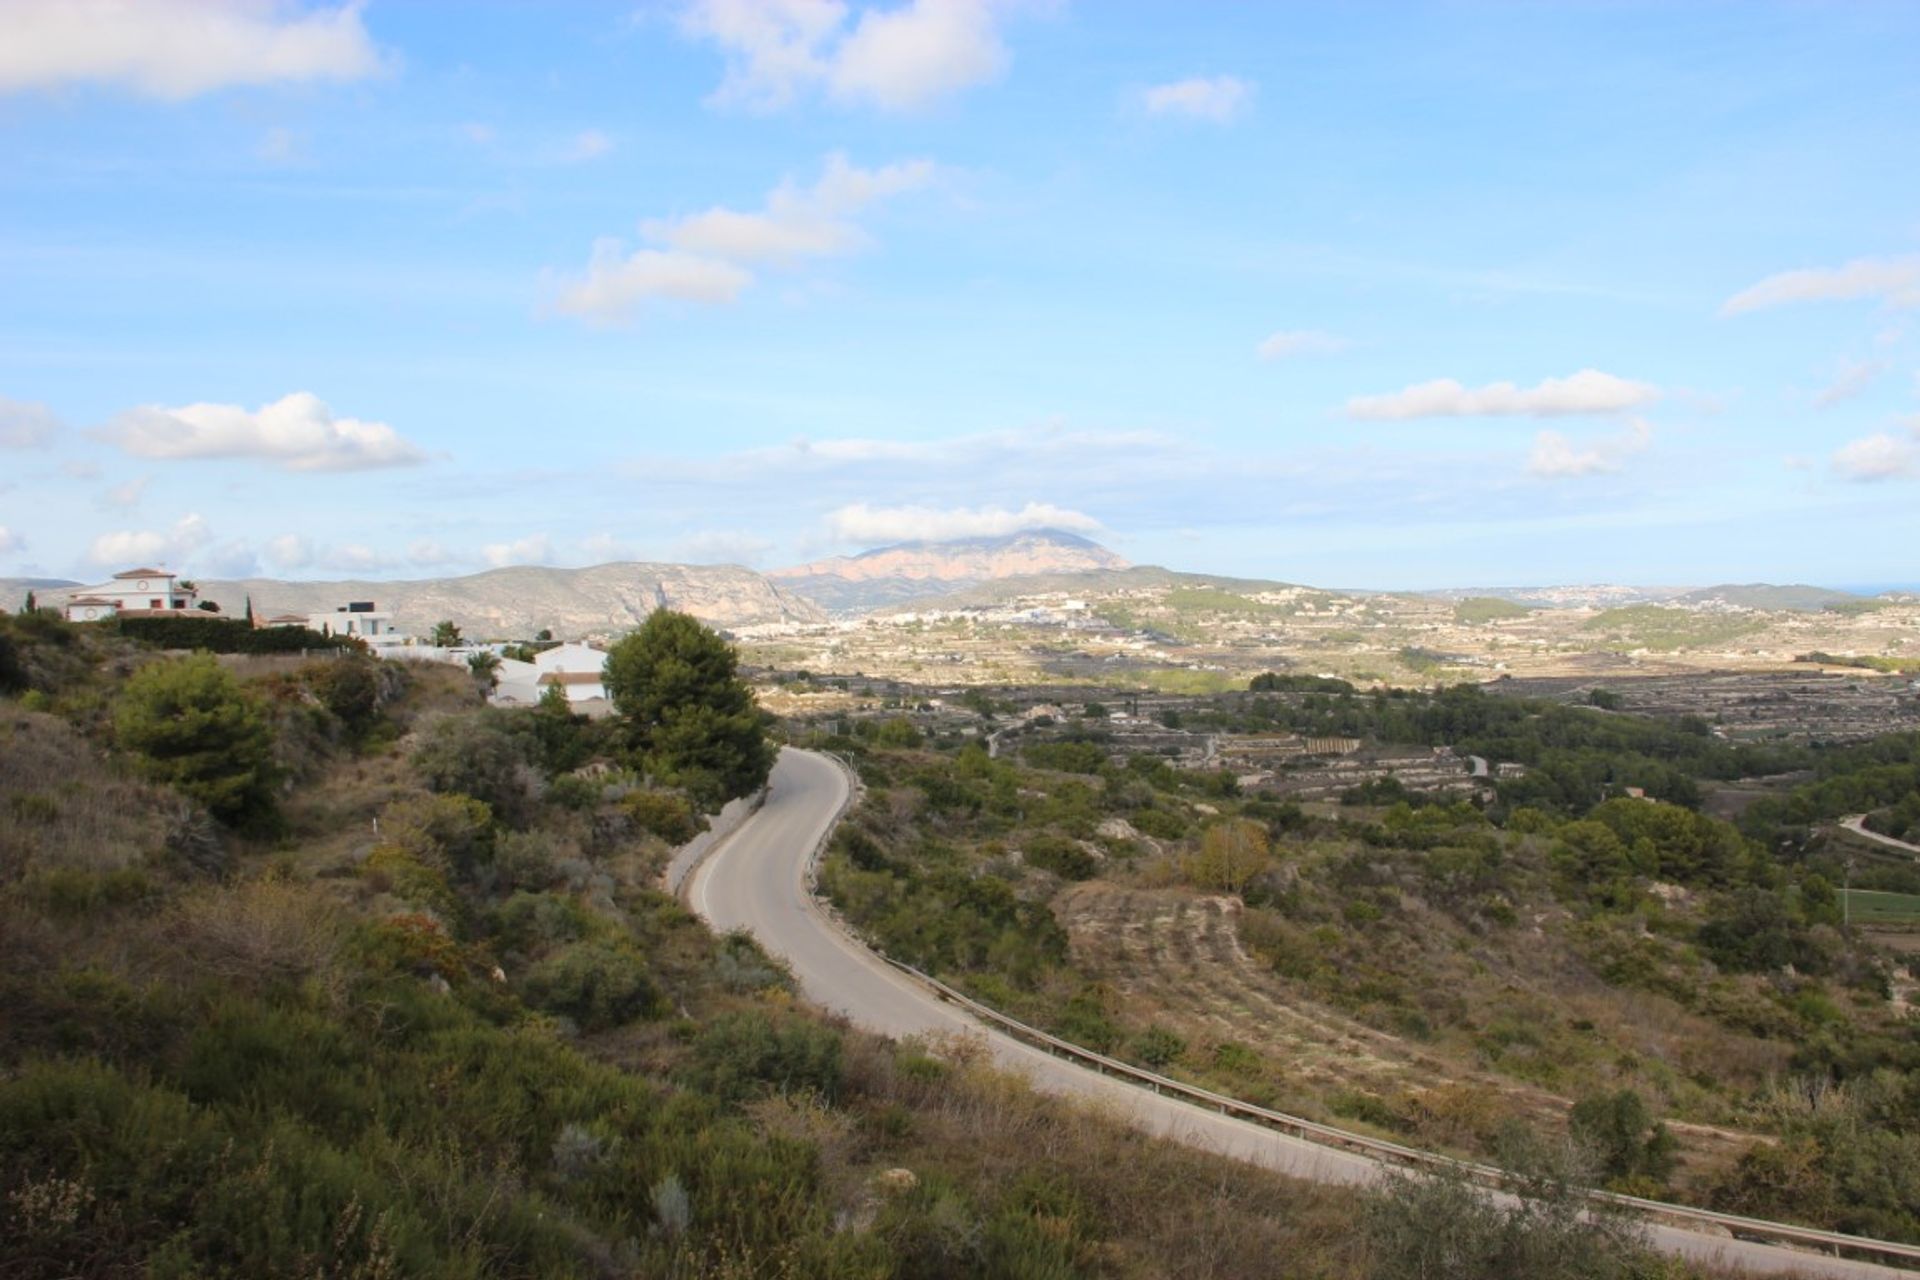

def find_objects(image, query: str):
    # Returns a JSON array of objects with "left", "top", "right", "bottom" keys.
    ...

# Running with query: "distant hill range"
[
  {"left": 25, "top": 564, "right": 823, "bottom": 639},
  {"left": 771, "top": 529, "right": 1129, "bottom": 612},
  {"left": 1674, "top": 583, "right": 1867, "bottom": 612},
  {"left": 1421, "top": 583, "right": 1872, "bottom": 612}
]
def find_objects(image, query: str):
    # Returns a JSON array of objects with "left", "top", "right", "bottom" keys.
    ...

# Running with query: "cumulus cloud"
[
  {"left": 86, "top": 512, "right": 212, "bottom": 567},
  {"left": 1346, "top": 369, "right": 1659, "bottom": 420},
  {"left": 0, "top": 395, "right": 61, "bottom": 448},
  {"left": 1721, "top": 255, "right": 1920, "bottom": 317},
  {"left": 1143, "top": 75, "right": 1252, "bottom": 122},
  {"left": 1526, "top": 418, "right": 1652, "bottom": 478},
  {"left": 105, "top": 391, "right": 427, "bottom": 471},
  {"left": 824, "top": 501, "right": 1099, "bottom": 544},
  {"left": 681, "top": 0, "right": 1009, "bottom": 112},
  {"left": 1256, "top": 330, "right": 1345, "bottom": 361},
  {"left": 482, "top": 534, "right": 554, "bottom": 568},
  {"left": 0, "top": 0, "right": 390, "bottom": 100},
  {"left": 551, "top": 152, "right": 931, "bottom": 322},
  {"left": 0, "top": 526, "right": 21, "bottom": 555},
  {"left": 1812, "top": 357, "right": 1887, "bottom": 408},
  {"left": 549, "top": 245, "right": 753, "bottom": 321},
  {"left": 1832, "top": 432, "right": 1917, "bottom": 482}
]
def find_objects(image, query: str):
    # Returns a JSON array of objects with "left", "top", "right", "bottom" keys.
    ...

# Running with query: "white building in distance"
[
  {"left": 494, "top": 641, "right": 611, "bottom": 710},
  {"left": 64, "top": 568, "right": 198, "bottom": 622},
  {"left": 307, "top": 602, "right": 408, "bottom": 652}
]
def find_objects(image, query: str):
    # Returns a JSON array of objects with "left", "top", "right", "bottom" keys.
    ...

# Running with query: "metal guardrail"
[
  {"left": 884, "top": 957, "right": 1920, "bottom": 1268},
  {"left": 792, "top": 754, "right": 1920, "bottom": 1271}
]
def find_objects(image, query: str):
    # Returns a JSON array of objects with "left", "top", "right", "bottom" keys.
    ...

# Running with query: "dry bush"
[
  {"left": 165, "top": 876, "right": 348, "bottom": 998},
  {"left": 0, "top": 707, "right": 183, "bottom": 880}
]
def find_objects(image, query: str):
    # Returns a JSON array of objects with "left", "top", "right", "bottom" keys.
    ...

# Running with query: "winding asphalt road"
[{"left": 686, "top": 748, "right": 1910, "bottom": 1279}]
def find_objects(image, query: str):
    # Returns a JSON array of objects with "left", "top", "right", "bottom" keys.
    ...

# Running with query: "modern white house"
[
  {"left": 64, "top": 568, "right": 198, "bottom": 622},
  {"left": 493, "top": 641, "right": 611, "bottom": 709},
  {"left": 307, "top": 602, "right": 409, "bottom": 652}
]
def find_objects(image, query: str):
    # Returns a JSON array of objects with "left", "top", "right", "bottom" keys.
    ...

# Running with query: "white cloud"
[
  {"left": 549, "top": 245, "right": 753, "bottom": 321},
  {"left": 100, "top": 475, "right": 150, "bottom": 509},
  {"left": 828, "top": 0, "right": 1007, "bottom": 111},
  {"left": 1721, "top": 255, "right": 1920, "bottom": 317},
  {"left": 407, "top": 539, "right": 457, "bottom": 567},
  {"left": 482, "top": 534, "right": 554, "bottom": 568},
  {"left": 1346, "top": 369, "right": 1659, "bottom": 420},
  {"left": 86, "top": 513, "right": 212, "bottom": 567},
  {"left": 461, "top": 121, "right": 496, "bottom": 145},
  {"left": 551, "top": 152, "right": 930, "bottom": 322},
  {"left": 1143, "top": 75, "right": 1252, "bottom": 122},
  {"left": 0, "top": 0, "right": 389, "bottom": 100},
  {"left": 824, "top": 500, "right": 1099, "bottom": 544},
  {"left": 266, "top": 533, "right": 314, "bottom": 570},
  {"left": 1256, "top": 330, "right": 1346, "bottom": 361},
  {"left": 106, "top": 391, "right": 427, "bottom": 471},
  {"left": 0, "top": 395, "right": 61, "bottom": 448},
  {"left": 1832, "top": 432, "right": 1917, "bottom": 482},
  {"left": 562, "top": 128, "right": 613, "bottom": 162},
  {"left": 650, "top": 152, "right": 933, "bottom": 265},
  {"left": 0, "top": 526, "right": 21, "bottom": 555},
  {"left": 1526, "top": 418, "right": 1652, "bottom": 478},
  {"left": 680, "top": 0, "right": 1008, "bottom": 112},
  {"left": 1812, "top": 357, "right": 1887, "bottom": 408},
  {"left": 62, "top": 459, "right": 102, "bottom": 479}
]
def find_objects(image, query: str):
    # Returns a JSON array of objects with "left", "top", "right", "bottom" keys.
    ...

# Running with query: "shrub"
[
  {"left": 1022, "top": 834, "right": 1097, "bottom": 881},
  {"left": 684, "top": 1009, "right": 843, "bottom": 1105},
  {"left": 1569, "top": 1090, "right": 1678, "bottom": 1188},
  {"left": 381, "top": 792, "right": 495, "bottom": 878},
  {"left": 1132, "top": 1025, "right": 1187, "bottom": 1069},
  {"left": 114, "top": 654, "right": 278, "bottom": 827},
  {"left": 622, "top": 788, "right": 705, "bottom": 844},
  {"left": 411, "top": 711, "right": 542, "bottom": 827},
  {"left": 522, "top": 940, "right": 658, "bottom": 1031}
]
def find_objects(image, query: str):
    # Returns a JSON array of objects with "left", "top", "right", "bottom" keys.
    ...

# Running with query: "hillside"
[
  {"left": 35, "top": 563, "right": 824, "bottom": 638},
  {"left": 772, "top": 529, "right": 1129, "bottom": 612},
  {"left": 1677, "top": 584, "right": 1865, "bottom": 612}
]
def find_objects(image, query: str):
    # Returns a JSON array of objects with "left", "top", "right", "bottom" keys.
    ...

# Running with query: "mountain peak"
[{"left": 771, "top": 529, "right": 1129, "bottom": 611}]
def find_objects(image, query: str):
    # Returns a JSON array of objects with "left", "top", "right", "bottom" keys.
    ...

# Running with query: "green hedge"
[{"left": 114, "top": 615, "right": 360, "bottom": 654}]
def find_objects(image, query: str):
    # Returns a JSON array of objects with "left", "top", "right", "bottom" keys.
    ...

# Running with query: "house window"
[{"left": 150, "top": 598, "right": 163, "bottom": 609}]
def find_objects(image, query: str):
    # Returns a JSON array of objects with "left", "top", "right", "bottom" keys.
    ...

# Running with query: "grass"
[
  {"left": 1453, "top": 597, "right": 1533, "bottom": 625},
  {"left": 1582, "top": 606, "right": 1766, "bottom": 653},
  {"left": 1844, "top": 888, "right": 1920, "bottom": 926}
]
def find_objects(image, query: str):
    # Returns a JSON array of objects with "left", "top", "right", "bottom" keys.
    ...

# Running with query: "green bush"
[
  {"left": 116, "top": 613, "right": 356, "bottom": 654},
  {"left": 622, "top": 788, "right": 705, "bottom": 844},
  {"left": 1569, "top": 1090, "right": 1678, "bottom": 1189},
  {"left": 411, "top": 710, "right": 542, "bottom": 827},
  {"left": 522, "top": 940, "right": 659, "bottom": 1031},
  {"left": 114, "top": 653, "right": 278, "bottom": 826},
  {"left": 683, "top": 1008, "right": 843, "bottom": 1105},
  {"left": 1022, "top": 834, "right": 1097, "bottom": 880}
]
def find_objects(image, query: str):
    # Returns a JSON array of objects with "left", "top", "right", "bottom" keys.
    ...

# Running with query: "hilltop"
[
  {"left": 31, "top": 563, "right": 824, "bottom": 639},
  {"left": 771, "top": 528, "right": 1129, "bottom": 612}
]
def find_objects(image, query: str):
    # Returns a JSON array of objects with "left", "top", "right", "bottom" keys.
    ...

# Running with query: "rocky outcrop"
[{"left": 772, "top": 529, "right": 1129, "bottom": 612}]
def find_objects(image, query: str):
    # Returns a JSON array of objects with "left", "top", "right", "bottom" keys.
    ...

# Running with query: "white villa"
[
  {"left": 64, "top": 568, "right": 198, "bottom": 622},
  {"left": 306, "top": 603, "right": 408, "bottom": 652},
  {"left": 493, "top": 641, "right": 610, "bottom": 710}
]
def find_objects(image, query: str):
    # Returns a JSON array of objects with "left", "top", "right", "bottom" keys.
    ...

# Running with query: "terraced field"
[{"left": 1051, "top": 881, "right": 1754, "bottom": 1173}]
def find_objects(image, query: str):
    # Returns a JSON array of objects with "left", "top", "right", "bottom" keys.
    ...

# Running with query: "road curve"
[{"left": 686, "top": 748, "right": 1909, "bottom": 1279}]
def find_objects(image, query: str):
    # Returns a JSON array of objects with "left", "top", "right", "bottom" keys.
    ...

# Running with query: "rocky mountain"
[
  {"left": 33, "top": 563, "right": 823, "bottom": 639},
  {"left": 772, "top": 529, "right": 1130, "bottom": 612}
]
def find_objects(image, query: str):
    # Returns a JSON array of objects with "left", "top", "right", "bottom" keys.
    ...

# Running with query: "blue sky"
[{"left": 1, "top": 0, "right": 1917, "bottom": 590}]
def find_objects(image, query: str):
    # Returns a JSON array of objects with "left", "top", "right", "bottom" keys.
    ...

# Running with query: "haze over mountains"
[{"left": 5, "top": 528, "right": 1899, "bottom": 643}]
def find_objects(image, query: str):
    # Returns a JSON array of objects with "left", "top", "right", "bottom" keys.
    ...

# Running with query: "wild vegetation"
[
  {"left": 804, "top": 685, "right": 1920, "bottom": 1243},
  {"left": 0, "top": 607, "right": 1697, "bottom": 1280}
]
